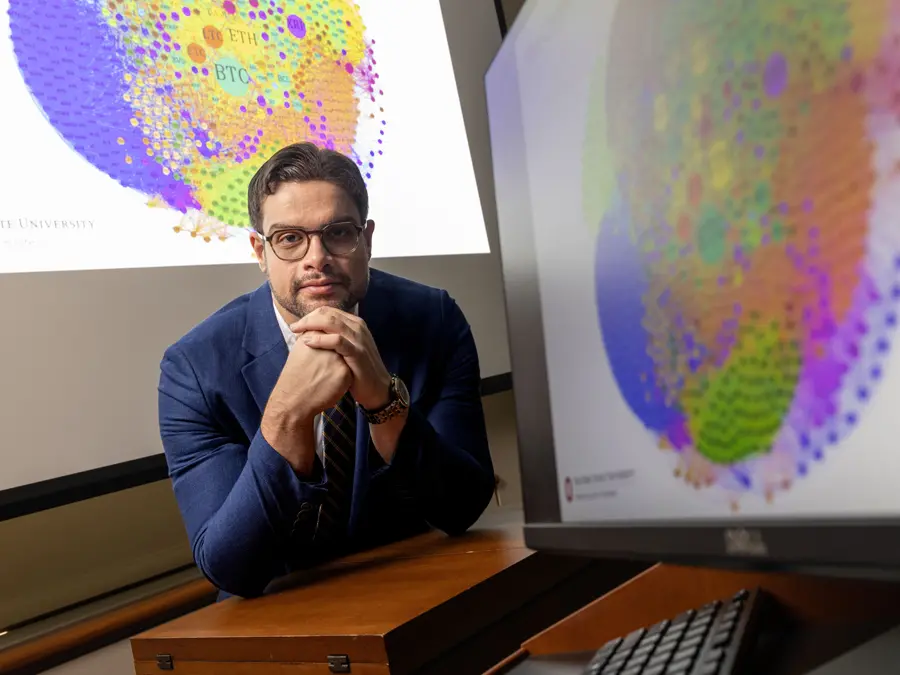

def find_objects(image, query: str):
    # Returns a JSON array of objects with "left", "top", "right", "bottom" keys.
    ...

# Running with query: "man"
[{"left": 158, "top": 143, "right": 495, "bottom": 599}]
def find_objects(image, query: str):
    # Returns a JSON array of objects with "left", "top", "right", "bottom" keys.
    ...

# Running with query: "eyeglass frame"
[{"left": 256, "top": 220, "right": 366, "bottom": 261}]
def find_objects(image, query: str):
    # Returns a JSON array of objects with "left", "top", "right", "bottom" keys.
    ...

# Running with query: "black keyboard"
[{"left": 583, "top": 588, "right": 767, "bottom": 675}]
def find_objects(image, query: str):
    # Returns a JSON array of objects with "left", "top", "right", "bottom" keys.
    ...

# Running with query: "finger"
[
  {"left": 301, "top": 331, "right": 359, "bottom": 357},
  {"left": 291, "top": 309, "right": 351, "bottom": 334}
]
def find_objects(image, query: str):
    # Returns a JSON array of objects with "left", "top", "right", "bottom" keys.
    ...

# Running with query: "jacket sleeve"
[
  {"left": 374, "top": 294, "right": 496, "bottom": 535},
  {"left": 158, "top": 344, "right": 327, "bottom": 598}
]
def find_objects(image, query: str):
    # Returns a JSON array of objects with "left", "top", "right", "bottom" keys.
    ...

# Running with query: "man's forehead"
[{"left": 261, "top": 181, "right": 358, "bottom": 231}]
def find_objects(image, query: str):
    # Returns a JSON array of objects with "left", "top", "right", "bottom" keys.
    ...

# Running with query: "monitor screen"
[{"left": 487, "top": 0, "right": 900, "bottom": 568}]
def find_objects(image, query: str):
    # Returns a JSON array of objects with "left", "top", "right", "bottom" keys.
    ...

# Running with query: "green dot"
[{"left": 696, "top": 205, "right": 727, "bottom": 264}]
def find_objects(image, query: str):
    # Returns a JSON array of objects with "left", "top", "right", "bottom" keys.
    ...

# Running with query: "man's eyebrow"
[{"left": 267, "top": 216, "right": 359, "bottom": 232}]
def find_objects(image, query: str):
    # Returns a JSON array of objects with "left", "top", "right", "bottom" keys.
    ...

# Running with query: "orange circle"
[
  {"left": 202, "top": 26, "right": 224, "bottom": 49},
  {"left": 187, "top": 43, "right": 207, "bottom": 64}
]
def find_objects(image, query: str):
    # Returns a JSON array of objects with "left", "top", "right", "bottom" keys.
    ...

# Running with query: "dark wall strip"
[{"left": 0, "top": 372, "right": 512, "bottom": 522}]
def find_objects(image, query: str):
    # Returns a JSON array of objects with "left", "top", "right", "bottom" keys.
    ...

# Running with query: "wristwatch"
[{"left": 360, "top": 374, "right": 410, "bottom": 424}]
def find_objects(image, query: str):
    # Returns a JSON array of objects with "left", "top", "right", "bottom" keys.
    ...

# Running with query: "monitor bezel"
[{"left": 485, "top": 0, "right": 900, "bottom": 574}]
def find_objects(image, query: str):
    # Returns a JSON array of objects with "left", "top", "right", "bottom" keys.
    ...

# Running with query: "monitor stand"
[{"left": 497, "top": 562, "right": 900, "bottom": 674}]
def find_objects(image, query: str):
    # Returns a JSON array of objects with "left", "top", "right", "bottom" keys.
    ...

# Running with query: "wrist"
[
  {"left": 357, "top": 375, "right": 392, "bottom": 411},
  {"left": 261, "top": 407, "right": 318, "bottom": 476}
]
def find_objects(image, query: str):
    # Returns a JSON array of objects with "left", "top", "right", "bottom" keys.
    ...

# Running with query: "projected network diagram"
[
  {"left": 7, "top": 0, "right": 385, "bottom": 244},
  {"left": 586, "top": 0, "right": 900, "bottom": 511}
]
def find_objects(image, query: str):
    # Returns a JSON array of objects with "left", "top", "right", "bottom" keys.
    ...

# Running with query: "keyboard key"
[
  {"left": 671, "top": 610, "right": 695, "bottom": 626},
  {"left": 621, "top": 627, "right": 646, "bottom": 651},
  {"left": 664, "top": 659, "right": 691, "bottom": 674},
  {"left": 647, "top": 619, "right": 670, "bottom": 637}
]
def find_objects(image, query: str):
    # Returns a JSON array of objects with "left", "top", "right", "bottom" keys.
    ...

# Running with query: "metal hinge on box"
[
  {"left": 327, "top": 654, "right": 351, "bottom": 673},
  {"left": 155, "top": 653, "right": 174, "bottom": 670}
]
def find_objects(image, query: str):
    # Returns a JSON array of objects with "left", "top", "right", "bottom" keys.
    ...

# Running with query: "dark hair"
[{"left": 247, "top": 142, "right": 369, "bottom": 233}]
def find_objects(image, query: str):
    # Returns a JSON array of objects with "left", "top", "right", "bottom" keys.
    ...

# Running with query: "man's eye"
[
  {"left": 329, "top": 225, "right": 353, "bottom": 239},
  {"left": 276, "top": 232, "right": 304, "bottom": 246}
]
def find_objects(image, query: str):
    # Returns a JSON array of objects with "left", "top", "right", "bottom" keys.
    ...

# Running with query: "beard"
[{"left": 271, "top": 270, "right": 368, "bottom": 319}]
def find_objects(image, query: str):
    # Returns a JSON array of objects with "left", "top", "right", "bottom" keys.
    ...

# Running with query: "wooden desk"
[
  {"left": 131, "top": 513, "right": 645, "bottom": 675},
  {"left": 492, "top": 563, "right": 900, "bottom": 675}
]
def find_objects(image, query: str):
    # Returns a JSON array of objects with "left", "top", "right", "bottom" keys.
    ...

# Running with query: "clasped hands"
[
  {"left": 261, "top": 306, "right": 393, "bottom": 474},
  {"left": 291, "top": 306, "right": 392, "bottom": 412}
]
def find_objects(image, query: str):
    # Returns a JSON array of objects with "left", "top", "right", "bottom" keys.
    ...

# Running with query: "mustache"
[{"left": 292, "top": 275, "right": 348, "bottom": 292}]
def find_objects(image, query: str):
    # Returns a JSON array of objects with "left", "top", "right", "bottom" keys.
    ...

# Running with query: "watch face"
[{"left": 394, "top": 376, "right": 411, "bottom": 407}]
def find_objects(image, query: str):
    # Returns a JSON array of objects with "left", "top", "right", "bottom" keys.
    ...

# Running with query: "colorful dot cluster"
[
  {"left": 8, "top": 0, "right": 385, "bottom": 233},
  {"left": 588, "top": 0, "right": 900, "bottom": 508}
]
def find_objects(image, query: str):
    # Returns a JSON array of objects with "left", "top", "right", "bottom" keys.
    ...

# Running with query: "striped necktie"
[{"left": 316, "top": 392, "right": 357, "bottom": 545}]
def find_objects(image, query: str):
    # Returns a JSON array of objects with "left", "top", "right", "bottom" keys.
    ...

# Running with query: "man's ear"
[
  {"left": 250, "top": 231, "right": 267, "bottom": 274},
  {"left": 363, "top": 219, "right": 375, "bottom": 260}
]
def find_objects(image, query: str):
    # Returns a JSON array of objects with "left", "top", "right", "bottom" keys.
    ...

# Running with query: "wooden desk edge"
[{"left": 0, "top": 578, "right": 216, "bottom": 674}]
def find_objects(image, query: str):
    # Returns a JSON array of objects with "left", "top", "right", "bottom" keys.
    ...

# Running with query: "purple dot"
[
  {"left": 171, "top": 12, "right": 179, "bottom": 20},
  {"left": 299, "top": 92, "right": 305, "bottom": 99},
  {"left": 174, "top": 43, "right": 181, "bottom": 50},
  {"left": 192, "top": 66, "right": 198, "bottom": 73},
  {"left": 249, "top": 11, "right": 256, "bottom": 19},
  {"left": 175, "top": 71, "right": 182, "bottom": 79},
  {"left": 259, "top": 10, "right": 267, "bottom": 18},
  {"left": 316, "top": 100, "right": 323, "bottom": 107},
  {"left": 262, "top": 32, "right": 269, "bottom": 41},
  {"left": 763, "top": 52, "right": 788, "bottom": 97},
  {"left": 201, "top": 67, "right": 209, "bottom": 76},
  {"left": 115, "top": 13, "right": 123, "bottom": 20},
  {"left": 279, "top": 52, "right": 286, "bottom": 60},
  {"left": 266, "top": 107, "right": 273, "bottom": 115},
  {"left": 345, "top": 63, "right": 354, "bottom": 74},
  {"left": 257, "top": 95, "right": 266, "bottom": 106},
  {"left": 284, "top": 102, "right": 290, "bottom": 108},
  {"left": 287, "top": 14, "right": 307, "bottom": 39},
  {"left": 182, "top": 7, "right": 191, "bottom": 16}
]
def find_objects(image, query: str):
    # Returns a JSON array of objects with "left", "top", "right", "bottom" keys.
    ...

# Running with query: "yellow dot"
[
  {"left": 125, "top": 155, "right": 133, "bottom": 164},
  {"left": 124, "top": 73, "right": 133, "bottom": 83},
  {"left": 162, "top": 167, "right": 171, "bottom": 176},
  {"left": 116, "top": 137, "right": 125, "bottom": 145},
  {"left": 146, "top": 148, "right": 154, "bottom": 156},
  {"left": 130, "top": 118, "right": 138, "bottom": 127},
  {"left": 152, "top": 142, "right": 161, "bottom": 151},
  {"left": 142, "top": 137, "right": 150, "bottom": 145}
]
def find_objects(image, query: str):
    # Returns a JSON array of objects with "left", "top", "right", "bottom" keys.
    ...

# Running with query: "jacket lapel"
[{"left": 241, "top": 283, "right": 289, "bottom": 413}]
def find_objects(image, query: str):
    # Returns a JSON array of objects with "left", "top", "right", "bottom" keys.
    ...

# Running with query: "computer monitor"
[{"left": 485, "top": 0, "right": 900, "bottom": 573}]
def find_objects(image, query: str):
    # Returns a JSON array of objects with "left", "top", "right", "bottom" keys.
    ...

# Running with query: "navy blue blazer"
[{"left": 158, "top": 269, "right": 496, "bottom": 598}]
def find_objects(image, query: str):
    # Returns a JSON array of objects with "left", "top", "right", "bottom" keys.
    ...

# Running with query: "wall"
[{"left": 500, "top": 0, "right": 527, "bottom": 27}]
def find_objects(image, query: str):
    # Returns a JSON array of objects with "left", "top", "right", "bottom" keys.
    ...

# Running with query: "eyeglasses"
[{"left": 259, "top": 221, "right": 364, "bottom": 261}]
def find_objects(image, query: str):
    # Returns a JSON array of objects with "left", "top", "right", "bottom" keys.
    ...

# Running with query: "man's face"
[{"left": 251, "top": 180, "right": 374, "bottom": 321}]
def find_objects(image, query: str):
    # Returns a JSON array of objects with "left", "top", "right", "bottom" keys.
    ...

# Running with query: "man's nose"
[{"left": 302, "top": 233, "right": 331, "bottom": 269}]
